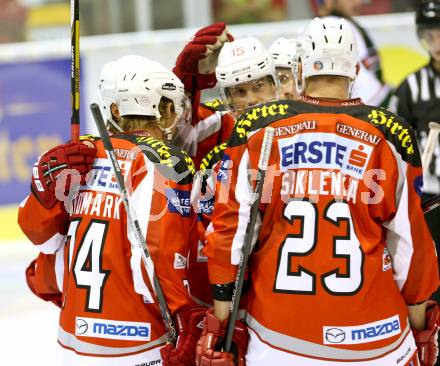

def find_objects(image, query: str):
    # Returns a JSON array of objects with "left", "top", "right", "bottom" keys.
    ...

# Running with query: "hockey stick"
[
  {"left": 90, "top": 103, "right": 177, "bottom": 345},
  {"left": 424, "top": 195, "right": 440, "bottom": 213},
  {"left": 224, "top": 127, "right": 275, "bottom": 353},
  {"left": 420, "top": 122, "right": 440, "bottom": 214},
  {"left": 70, "top": 0, "right": 80, "bottom": 141},
  {"left": 421, "top": 121, "right": 440, "bottom": 175}
]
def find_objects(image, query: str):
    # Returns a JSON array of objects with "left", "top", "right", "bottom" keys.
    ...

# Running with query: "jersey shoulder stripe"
[
  {"left": 199, "top": 143, "right": 228, "bottom": 171},
  {"left": 112, "top": 134, "right": 196, "bottom": 184},
  {"left": 202, "top": 99, "right": 228, "bottom": 112},
  {"left": 349, "top": 105, "right": 421, "bottom": 166},
  {"left": 80, "top": 134, "right": 101, "bottom": 142},
  {"left": 228, "top": 100, "right": 298, "bottom": 147},
  {"left": 228, "top": 100, "right": 420, "bottom": 166}
]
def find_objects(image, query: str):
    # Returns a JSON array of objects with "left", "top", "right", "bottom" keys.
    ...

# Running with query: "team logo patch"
[
  {"left": 217, "top": 153, "right": 231, "bottom": 183},
  {"left": 166, "top": 188, "right": 191, "bottom": 217},
  {"left": 162, "top": 83, "right": 176, "bottom": 91},
  {"left": 325, "top": 328, "right": 346, "bottom": 344},
  {"left": 323, "top": 315, "right": 401, "bottom": 345},
  {"left": 75, "top": 317, "right": 151, "bottom": 341},
  {"left": 198, "top": 196, "right": 214, "bottom": 215},
  {"left": 197, "top": 240, "right": 208, "bottom": 263},
  {"left": 383, "top": 248, "right": 392, "bottom": 272},
  {"left": 278, "top": 132, "right": 373, "bottom": 179},
  {"left": 313, "top": 61, "right": 324, "bottom": 71},
  {"left": 413, "top": 175, "right": 424, "bottom": 197},
  {"left": 174, "top": 253, "right": 187, "bottom": 269},
  {"left": 76, "top": 318, "right": 89, "bottom": 335}
]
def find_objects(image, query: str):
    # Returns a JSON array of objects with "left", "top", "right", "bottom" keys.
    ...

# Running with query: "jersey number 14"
[{"left": 66, "top": 219, "right": 111, "bottom": 312}]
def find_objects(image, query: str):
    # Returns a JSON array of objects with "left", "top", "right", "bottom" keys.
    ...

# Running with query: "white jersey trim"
[
  {"left": 128, "top": 156, "right": 155, "bottom": 303},
  {"left": 36, "top": 232, "right": 66, "bottom": 254},
  {"left": 231, "top": 148, "right": 252, "bottom": 265},
  {"left": 245, "top": 312, "right": 412, "bottom": 361},
  {"left": 55, "top": 245, "right": 64, "bottom": 292},
  {"left": 245, "top": 324, "right": 417, "bottom": 365},
  {"left": 383, "top": 142, "right": 413, "bottom": 291},
  {"left": 56, "top": 342, "right": 163, "bottom": 366},
  {"left": 196, "top": 111, "right": 223, "bottom": 143},
  {"left": 58, "top": 325, "right": 166, "bottom": 356}
]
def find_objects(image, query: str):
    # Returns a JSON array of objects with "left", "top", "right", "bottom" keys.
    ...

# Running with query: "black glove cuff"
[{"left": 212, "top": 282, "right": 235, "bottom": 301}]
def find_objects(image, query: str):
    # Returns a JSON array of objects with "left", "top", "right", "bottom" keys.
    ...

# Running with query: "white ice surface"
[{"left": 0, "top": 240, "right": 59, "bottom": 366}]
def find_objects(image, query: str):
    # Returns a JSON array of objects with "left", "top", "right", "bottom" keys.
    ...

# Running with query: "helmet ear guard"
[
  {"left": 158, "top": 94, "right": 192, "bottom": 142},
  {"left": 293, "top": 52, "right": 305, "bottom": 96},
  {"left": 97, "top": 60, "right": 122, "bottom": 131}
]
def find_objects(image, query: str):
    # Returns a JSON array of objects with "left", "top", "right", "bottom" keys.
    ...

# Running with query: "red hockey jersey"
[
  {"left": 19, "top": 135, "right": 197, "bottom": 358},
  {"left": 206, "top": 97, "right": 439, "bottom": 363}
]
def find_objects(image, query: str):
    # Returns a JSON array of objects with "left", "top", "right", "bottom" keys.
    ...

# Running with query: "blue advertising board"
[{"left": 0, "top": 58, "right": 85, "bottom": 205}]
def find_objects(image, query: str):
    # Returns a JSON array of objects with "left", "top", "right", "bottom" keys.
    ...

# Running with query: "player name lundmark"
[{"left": 71, "top": 191, "right": 122, "bottom": 219}]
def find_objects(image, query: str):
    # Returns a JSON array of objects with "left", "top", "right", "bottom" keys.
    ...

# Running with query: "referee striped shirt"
[{"left": 389, "top": 61, "right": 440, "bottom": 194}]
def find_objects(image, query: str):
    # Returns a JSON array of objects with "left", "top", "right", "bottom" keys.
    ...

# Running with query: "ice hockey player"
[
  {"left": 196, "top": 17, "right": 440, "bottom": 366},
  {"left": 185, "top": 35, "right": 280, "bottom": 307},
  {"left": 388, "top": 0, "right": 440, "bottom": 279},
  {"left": 269, "top": 37, "right": 298, "bottom": 100},
  {"left": 312, "top": 0, "right": 390, "bottom": 106},
  {"left": 18, "top": 58, "right": 206, "bottom": 366}
]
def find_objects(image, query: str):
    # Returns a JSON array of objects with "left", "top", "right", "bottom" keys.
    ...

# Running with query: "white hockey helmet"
[
  {"left": 97, "top": 55, "right": 159, "bottom": 132},
  {"left": 97, "top": 60, "right": 122, "bottom": 132},
  {"left": 116, "top": 59, "right": 189, "bottom": 141},
  {"left": 296, "top": 17, "right": 359, "bottom": 80},
  {"left": 269, "top": 37, "right": 297, "bottom": 69},
  {"left": 216, "top": 36, "right": 278, "bottom": 109}
]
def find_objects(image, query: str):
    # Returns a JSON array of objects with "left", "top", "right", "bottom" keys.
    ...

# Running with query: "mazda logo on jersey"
[
  {"left": 325, "top": 328, "right": 346, "bottom": 344},
  {"left": 76, "top": 318, "right": 89, "bottom": 335},
  {"left": 75, "top": 316, "right": 151, "bottom": 341},
  {"left": 323, "top": 315, "right": 401, "bottom": 345},
  {"left": 278, "top": 132, "right": 373, "bottom": 179}
]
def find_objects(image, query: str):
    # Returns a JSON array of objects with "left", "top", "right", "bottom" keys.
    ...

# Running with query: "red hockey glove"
[
  {"left": 195, "top": 309, "right": 249, "bottom": 366},
  {"left": 26, "top": 256, "right": 62, "bottom": 307},
  {"left": 160, "top": 305, "right": 208, "bottom": 366},
  {"left": 413, "top": 300, "right": 440, "bottom": 366},
  {"left": 173, "top": 22, "right": 233, "bottom": 94},
  {"left": 31, "top": 141, "right": 97, "bottom": 209}
]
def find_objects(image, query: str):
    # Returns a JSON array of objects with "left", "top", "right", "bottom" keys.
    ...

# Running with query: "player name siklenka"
[{"left": 280, "top": 169, "right": 360, "bottom": 204}]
